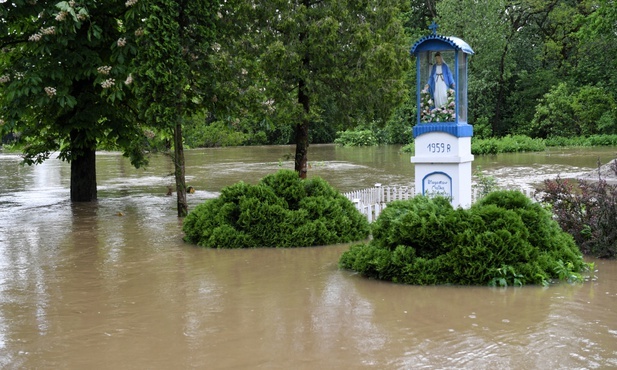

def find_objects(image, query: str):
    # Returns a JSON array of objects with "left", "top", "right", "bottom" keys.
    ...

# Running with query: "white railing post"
[{"left": 374, "top": 183, "right": 381, "bottom": 204}]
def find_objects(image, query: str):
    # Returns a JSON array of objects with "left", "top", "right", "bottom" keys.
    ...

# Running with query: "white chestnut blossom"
[
  {"left": 29, "top": 33, "right": 42, "bottom": 42},
  {"left": 97, "top": 66, "right": 112, "bottom": 75},
  {"left": 117, "top": 38, "right": 127, "bottom": 47},
  {"left": 55, "top": 11, "right": 68, "bottom": 21},
  {"left": 41, "top": 26, "right": 55, "bottom": 35},
  {"left": 44, "top": 87, "right": 57, "bottom": 97},
  {"left": 101, "top": 78, "right": 115, "bottom": 89},
  {"left": 124, "top": 74, "right": 133, "bottom": 85}
]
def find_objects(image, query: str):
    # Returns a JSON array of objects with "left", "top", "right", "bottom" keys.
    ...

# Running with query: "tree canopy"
[
  {"left": 1, "top": 1, "right": 145, "bottom": 201},
  {"left": 212, "top": 0, "right": 410, "bottom": 177},
  {"left": 434, "top": 0, "right": 617, "bottom": 137},
  {"left": 0, "top": 0, "right": 218, "bottom": 209},
  {"left": 131, "top": 0, "right": 219, "bottom": 216}
]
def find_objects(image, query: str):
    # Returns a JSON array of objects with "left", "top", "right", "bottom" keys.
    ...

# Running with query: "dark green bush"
[
  {"left": 339, "top": 191, "right": 589, "bottom": 286},
  {"left": 183, "top": 169, "right": 370, "bottom": 248}
]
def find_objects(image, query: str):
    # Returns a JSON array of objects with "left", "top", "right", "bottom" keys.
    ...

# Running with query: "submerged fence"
[
  {"left": 343, "top": 184, "right": 537, "bottom": 223},
  {"left": 342, "top": 184, "right": 412, "bottom": 223}
]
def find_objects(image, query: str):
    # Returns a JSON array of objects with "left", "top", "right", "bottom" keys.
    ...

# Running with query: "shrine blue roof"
[{"left": 410, "top": 35, "right": 474, "bottom": 55}]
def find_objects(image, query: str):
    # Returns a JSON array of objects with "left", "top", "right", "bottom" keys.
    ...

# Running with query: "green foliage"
[
  {"left": 334, "top": 130, "right": 379, "bottom": 147},
  {"left": 488, "top": 265, "right": 526, "bottom": 288},
  {"left": 543, "top": 136, "right": 589, "bottom": 147},
  {"left": 471, "top": 135, "right": 546, "bottom": 155},
  {"left": 554, "top": 260, "right": 583, "bottom": 284},
  {"left": 0, "top": 1, "right": 147, "bottom": 167},
  {"left": 526, "top": 83, "right": 617, "bottom": 138},
  {"left": 184, "top": 119, "right": 249, "bottom": 148},
  {"left": 575, "top": 0, "right": 617, "bottom": 106},
  {"left": 128, "top": 0, "right": 219, "bottom": 215},
  {"left": 214, "top": 0, "right": 410, "bottom": 169},
  {"left": 333, "top": 111, "right": 415, "bottom": 146},
  {"left": 473, "top": 166, "right": 499, "bottom": 199},
  {"left": 544, "top": 135, "right": 617, "bottom": 147},
  {"left": 183, "top": 170, "right": 370, "bottom": 248},
  {"left": 340, "top": 191, "right": 588, "bottom": 286},
  {"left": 403, "top": 134, "right": 617, "bottom": 155},
  {"left": 432, "top": 0, "right": 617, "bottom": 138},
  {"left": 382, "top": 95, "right": 415, "bottom": 144},
  {"left": 472, "top": 117, "right": 494, "bottom": 140},
  {"left": 400, "top": 143, "right": 414, "bottom": 154}
]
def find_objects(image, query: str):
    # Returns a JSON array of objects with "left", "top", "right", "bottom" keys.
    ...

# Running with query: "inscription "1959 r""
[{"left": 427, "top": 142, "right": 451, "bottom": 153}]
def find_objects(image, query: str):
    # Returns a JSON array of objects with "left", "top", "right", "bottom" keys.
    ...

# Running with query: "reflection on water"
[{"left": 0, "top": 145, "right": 617, "bottom": 369}]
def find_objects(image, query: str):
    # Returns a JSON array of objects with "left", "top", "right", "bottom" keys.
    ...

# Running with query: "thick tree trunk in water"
[
  {"left": 174, "top": 121, "right": 188, "bottom": 217},
  {"left": 70, "top": 133, "right": 97, "bottom": 202}
]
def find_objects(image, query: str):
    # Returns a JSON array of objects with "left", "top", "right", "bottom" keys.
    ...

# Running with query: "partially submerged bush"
[
  {"left": 339, "top": 190, "right": 589, "bottom": 286},
  {"left": 334, "top": 129, "right": 379, "bottom": 146},
  {"left": 183, "top": 170, "right": 370, "bottom": 248},
  {"left": 541, "top": 159, "right": 617, "bottom": 258}
]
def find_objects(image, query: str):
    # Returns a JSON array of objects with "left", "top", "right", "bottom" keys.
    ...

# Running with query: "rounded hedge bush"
[
  {"left": 339, "top": 190, "right": 589, "bottom": 286},
  {"left": 183, "top": 169, "right": 370, "bottom": 248}
]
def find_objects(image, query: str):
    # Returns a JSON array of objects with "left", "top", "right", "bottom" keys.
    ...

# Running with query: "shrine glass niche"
[{"left": 411, "top": 27, "right": 473, "bottom": 127}]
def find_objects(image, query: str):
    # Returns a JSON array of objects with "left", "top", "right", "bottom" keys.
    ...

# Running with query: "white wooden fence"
[
  {"left": 343, "top": 184, "right": 537, "bottom": 223},
  {"left": 343, "top": 184, "right": 412, "bottom": 223}
]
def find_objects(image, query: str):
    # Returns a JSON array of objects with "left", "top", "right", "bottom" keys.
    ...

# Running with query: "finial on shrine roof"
[{"left": 429, "top": 21, "right": 438, "bottom": 35}]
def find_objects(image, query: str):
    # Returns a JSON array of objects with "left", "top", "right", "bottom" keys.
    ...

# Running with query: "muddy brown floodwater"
[{"left": 1, "top": 144, "right": 617, "bottom": 369}]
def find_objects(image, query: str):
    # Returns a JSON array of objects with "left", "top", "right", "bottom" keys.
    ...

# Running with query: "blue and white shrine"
[{"left": 410, "top": 23, "right": 474, "bottom": 208}]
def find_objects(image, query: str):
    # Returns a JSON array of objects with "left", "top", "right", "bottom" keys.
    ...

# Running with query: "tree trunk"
[
  {"left": 70, "top": 131, "right": 97, "bottom": 202},
  {"left": 295, "top": 21, "right": 311, "bottom": 179},
  {"left": 174, "top": 119, "right": 188, "bottom": 217},
  {"left": 295, "top": 77, "right": 310, "bottom": 179},
  {"left": 294, "top": 119, "right": 310, "bottom": 179}
]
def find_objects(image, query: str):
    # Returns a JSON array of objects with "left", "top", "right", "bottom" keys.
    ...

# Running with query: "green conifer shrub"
[
  {"left": 339, "top": 190, "right": 589, "bottom": 286},
  {"left": 183, "top": 170, "right": 370, "bottom": 248}
]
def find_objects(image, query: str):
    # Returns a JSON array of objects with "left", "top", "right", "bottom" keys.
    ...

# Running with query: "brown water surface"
[{"left": 1, "top": 145, "right": 616, "bottom": 369}]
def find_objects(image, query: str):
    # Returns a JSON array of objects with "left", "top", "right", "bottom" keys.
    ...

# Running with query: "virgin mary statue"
[{"left": 426, "top": 52, "right": 455, "bottom": 108}]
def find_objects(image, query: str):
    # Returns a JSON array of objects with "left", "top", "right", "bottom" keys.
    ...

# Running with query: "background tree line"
[
  {"left": 188, "top": 0, "right": 617, "bottom": 146},
  {"left": 1, "top": 0, "right": 616, "bottom": 212}
]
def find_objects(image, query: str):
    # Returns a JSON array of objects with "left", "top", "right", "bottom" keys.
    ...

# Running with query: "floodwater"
[{"left": 1, "top": 144, "right": 617, "bottom": 369}]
